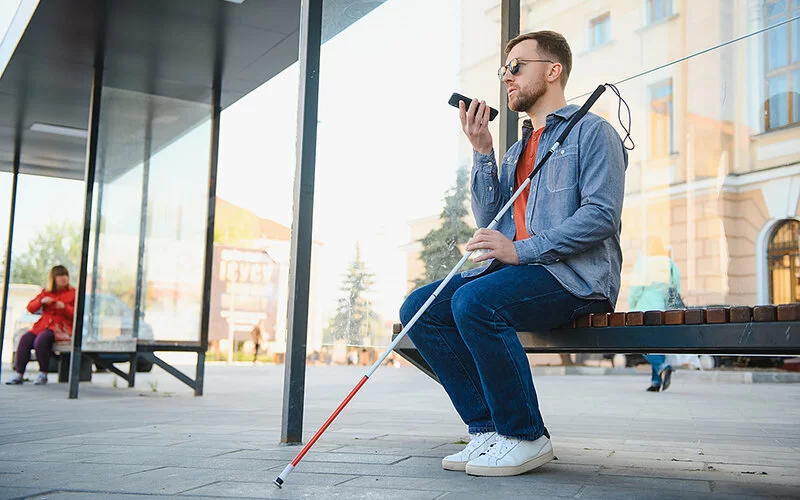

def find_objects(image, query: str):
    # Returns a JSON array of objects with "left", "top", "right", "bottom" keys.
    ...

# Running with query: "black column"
[
  {"left": 0, "top": 139, "right": 20, "bottom": 379},
  {"left": 130, "top": 100, "right": 153, "bottom": 389},
  {"left": 69, "top": 8, "right": 106, "bottom": 399},
  {"left": 281, "top": 0, "right": 323, "bottom": 444},
  {"left": 197, "top": 3, "right": 225, "bottom": 397},
  {"left": 499, "top": 0, "right": 520, "bottom": 156}
]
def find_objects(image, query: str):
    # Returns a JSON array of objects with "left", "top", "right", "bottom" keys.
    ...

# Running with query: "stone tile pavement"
[{"left": 0, "top": 363, "right": 799, "bottom": 499}]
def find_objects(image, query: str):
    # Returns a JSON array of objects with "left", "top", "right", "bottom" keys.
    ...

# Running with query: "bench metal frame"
[{"left": 393, "top": 321, "right": 800, "bottom": 381}]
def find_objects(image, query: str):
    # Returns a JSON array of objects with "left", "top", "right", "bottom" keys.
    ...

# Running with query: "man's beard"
[{"left": 509, "top": 83, "right": 545, "bottom": 113}]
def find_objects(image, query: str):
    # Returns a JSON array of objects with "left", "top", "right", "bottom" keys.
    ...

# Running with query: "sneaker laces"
[
  {"left": 484, "top": 435, "right": 517, "bottom": 458},
  {"left": 463, "top": 432, "right": 493, "bottom": 454}
]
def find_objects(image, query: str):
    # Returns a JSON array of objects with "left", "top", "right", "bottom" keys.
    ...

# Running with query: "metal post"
[
  {"left": 197, "top": 3, "right": 224, "bottom": 397},
  {"left": 88, "top": 149, "right": 105, "bottom": 342},
  {"left": 0, "top": 140, "right": 20, "bottom": 379},
  {"left": 130, "top": 99, "right": 154, "bottom": 388},
  {"left": 281, "top": 0, "right": 323, "bottom": 444},
  {"left": 69, "top": 7, "right": 106, "bottom": 399},
  {"left": 499, "top": 0, "right": 520, "bottom": 156}
]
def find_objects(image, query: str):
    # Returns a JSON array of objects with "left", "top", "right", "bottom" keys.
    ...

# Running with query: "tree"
[
  {"left": 11, "top": 221, "right": 82, "bottom": 286},
  {"left": 413, "top": 166, "right": 478, "bottom": 289},
  {"left": 323, "top": 243, "right": 382, "bottom": 346}
]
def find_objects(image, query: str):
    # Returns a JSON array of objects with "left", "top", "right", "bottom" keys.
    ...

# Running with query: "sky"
[{"left": 0, "top": 0, "right": 470, "bottom": 325}]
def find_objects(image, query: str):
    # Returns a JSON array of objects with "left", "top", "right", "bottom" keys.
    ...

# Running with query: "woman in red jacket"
[{"left": 5, "top": 265, "right": 75, "bottom": 385}]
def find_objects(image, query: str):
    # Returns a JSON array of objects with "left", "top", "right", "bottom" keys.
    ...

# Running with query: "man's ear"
[{"left": 547, "top": 63, "right": 562, "bottom": 84}]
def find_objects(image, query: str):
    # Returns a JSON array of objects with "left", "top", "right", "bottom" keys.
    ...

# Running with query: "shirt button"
[{"left": 488, "top": 186, "right": 492, "bottom": 191}]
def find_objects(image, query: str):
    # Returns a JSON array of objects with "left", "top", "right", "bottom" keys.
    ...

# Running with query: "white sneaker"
[
  {"left": 442, "top": 432, "right": 498, "bottom": 471},
  {"left": 4, "top": 373, "right": 23, "bottom": 385},
  {"left": 33, "top": 372, "right": 47, "bottom": 385},
  {"left": 465, "top": 434, "right": 553, "bottom": 477}
]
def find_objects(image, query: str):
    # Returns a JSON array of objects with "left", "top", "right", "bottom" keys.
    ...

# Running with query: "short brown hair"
[{"left": 505, "top": 31, "right": 572, "bottom": 87}]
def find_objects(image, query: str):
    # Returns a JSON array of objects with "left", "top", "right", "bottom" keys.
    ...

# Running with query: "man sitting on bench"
[{"left": 399, "top": 31, "right": 627, "bottom": 477}]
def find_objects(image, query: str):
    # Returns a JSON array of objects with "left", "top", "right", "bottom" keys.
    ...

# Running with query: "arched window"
[{"left": 768, "top": 219, "right": 800, "bottom": 304}]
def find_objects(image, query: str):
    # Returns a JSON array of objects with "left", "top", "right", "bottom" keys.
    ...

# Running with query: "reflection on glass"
[
  {"left": 467, "top": 2, "right": 800, "bottom": 309},
  {"left": 0, "top": 171, "right": 10, "bottom": 362},
  {"left": 304, "top": 0, "right": 800, "bottom": 361},
  {"left": 142, "top": 110, "right": 211, "bottom": 343},
  {"left": 86, "top": 87, "right": 211, "bottom": 347},
  {"left": 1, "top": 174, "right": 83, "bottom": 362},
  {"left": 649, "top": 80, "right": 673, "bottom": 158},
  {"left": 85, "top": 87, "right": 146, "bottom": 347},
  {"left": 311, "top": 0, "right": 497, "bottom": 355}
]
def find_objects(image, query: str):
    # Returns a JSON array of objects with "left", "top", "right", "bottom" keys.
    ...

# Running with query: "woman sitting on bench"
[{"left": 5, "top": 265, "right": 75, "bottom": 385}]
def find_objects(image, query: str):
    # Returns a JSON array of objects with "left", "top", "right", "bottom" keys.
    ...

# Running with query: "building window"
[
  {"left": 649, "top": 80, "right": 673, "bottom": 158},
  {"left": 768, "top": 219, "right": 800, "bottom": 304},
  {"left": 763, "top": 0, "right": 800, "bottom": 131},
  {"left": 589, "top": 13, "right": 611, "bottom": 48},
  {"left": 646, "top": 0, "right": 673, "bottom": 25}
]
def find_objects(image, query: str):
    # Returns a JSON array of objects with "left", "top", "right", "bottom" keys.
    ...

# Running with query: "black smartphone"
[{"left": 448, "top": 92, "right": 499, "bottom": 121}]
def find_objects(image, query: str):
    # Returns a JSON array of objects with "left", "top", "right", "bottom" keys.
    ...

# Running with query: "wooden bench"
[{"left": 392, "top": 305, "right": 800, "bottom": 381}]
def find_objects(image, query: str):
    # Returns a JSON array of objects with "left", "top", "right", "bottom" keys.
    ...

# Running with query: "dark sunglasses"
[{"left": 498, "top": 58, "right": 554, "bottom": 80}]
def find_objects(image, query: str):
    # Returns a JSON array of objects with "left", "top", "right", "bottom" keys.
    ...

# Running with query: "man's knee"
[
  {"left": 399, "top": 287, "right": 428, "bottom": 325},
  {"left": 451, "top": 287, "right": 488, "bottom": 324}
]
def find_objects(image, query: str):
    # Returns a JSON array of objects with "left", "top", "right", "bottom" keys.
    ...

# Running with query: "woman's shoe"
[
  {"left": 646, "top": 384, "right": 660, "bottom": 392},
  {"left": 660, "top": 366, "right": 673, "bottom": 391}
]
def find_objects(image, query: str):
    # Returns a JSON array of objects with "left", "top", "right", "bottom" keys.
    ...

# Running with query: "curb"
[{"left": 530, "top": 366, "right": 800, "bottom": 383}]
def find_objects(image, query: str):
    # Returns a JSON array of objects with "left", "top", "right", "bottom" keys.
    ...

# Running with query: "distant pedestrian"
[
  {"left": 250, "top": 323, "right": 262, "bottom": 364},
  {"left": 628, "top": 237, "right": 683, "bottom": 392}
]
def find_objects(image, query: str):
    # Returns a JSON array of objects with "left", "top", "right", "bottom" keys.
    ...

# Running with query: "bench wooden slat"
[
  {"left": 625, "top": 311, "right": 644, "bottom": 326},
  {"left": 644, "top": 311, "right": 663, "bottom": 325},
  {"left": 753, "top": 305, "right": 777, "bottom": 322},
  {"left": 777, "top": 304, "right": 800, "bottom": 321},
  {"left": 730, "top": 306, "right": 752, "bottom": 323},
  {"left": 706, "top": 307, "right": 730, "bottom": 324},
  {"left": 685, "top": 308, "right": 705, "bottom": 324},
  {"left": 590, "top": 313, "right": 608, "bottom": 327},
  {"left": 575, "top": 315, "right": 591, "bottom": 328},
  {"left": 664, "top": 310, "right": 685, "bottom": 325},
  {"left": 609, "top": 312, "right": 626, "bottom": 327}
]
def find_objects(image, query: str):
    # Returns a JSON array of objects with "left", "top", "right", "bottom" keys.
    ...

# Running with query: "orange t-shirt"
[{"left": 513, "top": 127, "right": 545, "bottom": 241}]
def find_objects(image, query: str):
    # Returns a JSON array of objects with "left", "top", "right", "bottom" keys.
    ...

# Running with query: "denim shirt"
[{"left": 464, "top": 104, "right": 628, "bottom": 309}]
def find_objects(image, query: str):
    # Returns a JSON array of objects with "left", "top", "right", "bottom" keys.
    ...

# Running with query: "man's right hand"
[{"left": 459, "top": 99, "right": 494, "bottom": 155}]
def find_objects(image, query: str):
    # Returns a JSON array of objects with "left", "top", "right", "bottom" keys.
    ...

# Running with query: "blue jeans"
[
  {"left": 400, "top": 264, "right": 608, "bottom": 441},
  {"left": 643, "top": 354, "right": 669, "bottom": 385}
]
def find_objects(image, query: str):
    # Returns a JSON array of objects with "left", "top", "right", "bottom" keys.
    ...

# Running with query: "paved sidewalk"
[{"left": 1, "top": 364, "right": 799, "bottom": 499}]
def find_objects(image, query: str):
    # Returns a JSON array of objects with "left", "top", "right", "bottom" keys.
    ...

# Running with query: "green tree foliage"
[
  {"left": 413, "top": 166, "right": 478, "bottom": 289},
  {"left": 11, "top": 221, "right": 82, "bottom": 286},
  {"left": 323, "top": 243, "right": 382, "bottom": 346}
]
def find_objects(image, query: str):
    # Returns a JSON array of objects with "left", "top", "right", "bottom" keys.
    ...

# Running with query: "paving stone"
[
  {"left": 0, "top": 365, "right": 798, "bottom": 499},
  {"left": 184, "top": 481, "right": 444, "bottom": 499},
  {"left": 342, "top": 474, "right": 583, "bottom": 497},
  {"left": 0, "top": 486, "right": 45, "bottom": 500}
]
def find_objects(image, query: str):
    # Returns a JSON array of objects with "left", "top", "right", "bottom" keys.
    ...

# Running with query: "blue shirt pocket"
[{"left": 545, "top": 144, "right": 579, "bottom": 192}]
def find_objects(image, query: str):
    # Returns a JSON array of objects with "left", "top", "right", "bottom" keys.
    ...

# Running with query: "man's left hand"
[{"left": 466, "top": 228, "right": 519, "bottom": 265}]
